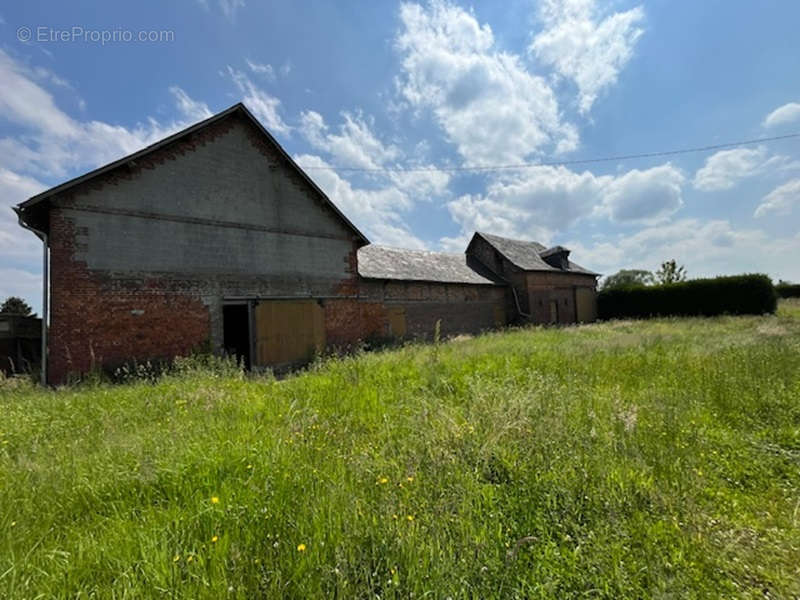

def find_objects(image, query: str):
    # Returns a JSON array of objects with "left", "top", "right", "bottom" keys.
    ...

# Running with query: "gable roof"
[
  {"left": 14, "top": 103, "right": 369, "bottom": 244},
  {"left": 472, "top": 232, "right": 598, "bottom": 275},
  {"left": 358, "top": 244, "right": 502, "bottom": 285}
]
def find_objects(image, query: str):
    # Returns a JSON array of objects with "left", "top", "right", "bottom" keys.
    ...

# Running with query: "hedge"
[
  {"left": 598, "top": 274, "right": 777, "bottom": 320},
  {"left": 776, "top": 283, "right": 800, "bottom": 298}
]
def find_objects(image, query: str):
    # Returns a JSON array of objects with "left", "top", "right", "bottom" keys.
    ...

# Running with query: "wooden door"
[
  {"left": 386, "top": 306, "right": 406, "bottom": 338},
  {"left": 575, "top": 287, "right": 596, "bottom": 323},
  {"left": 493, "top": 305, "right": 506, "bottom": 327},
  {"left": 254, "top": 300, "right": 325, "bottom": 367}
]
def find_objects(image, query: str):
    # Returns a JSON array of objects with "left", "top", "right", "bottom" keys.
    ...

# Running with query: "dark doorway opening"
[{"left": 223, "top": 303, "right": 251, "bottom": 369}]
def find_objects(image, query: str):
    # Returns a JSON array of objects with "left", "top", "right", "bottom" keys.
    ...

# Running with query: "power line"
[{"left": 298, "top": 131, "right": 800, "bottom": 173}]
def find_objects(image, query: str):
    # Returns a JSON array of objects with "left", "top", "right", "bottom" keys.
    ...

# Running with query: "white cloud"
[
  {"left": 299, "top": 110, "right": 400, "bottom": 170},
  {"left": 763, "top": 102, "right": 800, "bottom": 128},
  {"left": 0, "top": 50, "right": 204, "bottom": 179},
  {"left": 530, "top": 0, "right": 644, "bottom": 114},
  {"left": 196, "top": 0, "right": 245, "bottom": 21},
  {"left": 599, "top": 164, "right": 684, "bottom": 224},
  {"left": 395, "top": 0, "right": 578, "bottom": 166},
  {"left": 0, "top": 168, "right": 46, "bottom": 260},
  {"left": 0, "top": 49, "right": 77, "bottom": 137},
  {"left": 295, "top": 153, "right": 427, "bottom": 249},
  {"left": 0, "top": 168, "right": 47, "bottom": 313},
  {"left": 755, "top": 179, "right": 800, "bottom": 217},
  {"left": 447, "top": 167, "right": 596, "bottom": 239},
  {"left": 444, "top": 162, "right": 684, "bottom": 245},
  {"left": 219, "top": 0, "right": 245, "bottom": 20},
  {"left": 446, "top": 190, "right": 554, "bottom": 246},
  {"left": 169, "top": 86, "right": 213, "bottom": 121},
  {"left": 0, "top": 268, "right": 43, "bottom": 316},
  {"left": 27, "top": 64, "right": 75, "bottom": 91},
  {"left": 246, "top": 59, "right": 275, "bottom": 80},
  {"left": 438, "top": 232, "right": 473, "bottom": 253},
  {"left": 298, "top": 109, "right": 450, "bottom": 198},
  {"left": 226, "top": 66, "right": 290, "bottom": 135},
  {"left": 693, "top": 146, "right": 798, "bottom": 191},
  {"left": 569, "top": 218, "right": 800, "bottom": 283},
  {"left": 295, "top": 109, "right": 453, "bottom": 247}
]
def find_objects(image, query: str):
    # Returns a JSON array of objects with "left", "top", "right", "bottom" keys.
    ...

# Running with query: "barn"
[{"left": 14, "top": 103, "right": 598, "bottom": 384}]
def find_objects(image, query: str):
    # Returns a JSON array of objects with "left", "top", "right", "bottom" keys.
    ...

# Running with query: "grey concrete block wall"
[
  {"left": 67, "top": 209, "right": 354, "bottom": 279},
  {"left": 66, "top": 124, "right": 351, "bottom": 239}
]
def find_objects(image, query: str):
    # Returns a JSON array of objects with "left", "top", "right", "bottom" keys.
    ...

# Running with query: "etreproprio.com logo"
[{"left": 17, "top": 26, "right": 175, "bottom": 45}]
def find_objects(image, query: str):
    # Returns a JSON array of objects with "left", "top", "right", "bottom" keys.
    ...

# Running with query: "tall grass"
[{"left": 1, "top": 302, "right": 800, "bottom": 598}]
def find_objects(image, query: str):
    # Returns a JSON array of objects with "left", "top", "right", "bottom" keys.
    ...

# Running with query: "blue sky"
[{"left": 2, "top": 0, "right": 800, "bottom": 313}]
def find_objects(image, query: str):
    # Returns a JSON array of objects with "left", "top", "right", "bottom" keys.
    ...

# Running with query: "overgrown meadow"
[{"left": 2, "top": 301, "right": 800, "bottom": 598}]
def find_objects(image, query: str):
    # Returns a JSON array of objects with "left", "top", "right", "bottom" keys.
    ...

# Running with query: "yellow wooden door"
[
  {"left": 493, "top": 305, "right": 506, "bottom": 327},
  {"left": 386, "top": 306, "right": 406, "bottom": 338},
  {"left": 254, "top": 300, "right": 325, "bottom": 366},
  {"left": 575, "top": 287, "right": 596, "bottom": 323}
]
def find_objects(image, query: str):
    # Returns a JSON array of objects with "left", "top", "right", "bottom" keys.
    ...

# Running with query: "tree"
[
  {"left": 601, "top": 269, "right": 654, "bottom": 290},
  {"left": 0, "top": 296, "right": 34, "bottom": 316},
  {"left": 655, "top": 259, "right": 687, "bottom": 285}
]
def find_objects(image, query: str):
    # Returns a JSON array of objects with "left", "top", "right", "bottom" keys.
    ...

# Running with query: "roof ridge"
[
  {"left": 477, "top": 231, "right": 545, "bottom": 246},
  {"left": 360, "top": 243, "right": 464, "bottom": 257}
]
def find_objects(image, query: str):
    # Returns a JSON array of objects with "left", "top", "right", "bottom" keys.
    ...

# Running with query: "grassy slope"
[{"left": 2, "top": 301, "right": 800, "bottom": 599}]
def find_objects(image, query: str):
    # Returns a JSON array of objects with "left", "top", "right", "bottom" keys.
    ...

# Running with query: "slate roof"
[
  {"left": 358, "top": 245, "right": 501, "bottom": 285},
  {"left": 475, "top": 232, "right": 598, "bottom": 275}
]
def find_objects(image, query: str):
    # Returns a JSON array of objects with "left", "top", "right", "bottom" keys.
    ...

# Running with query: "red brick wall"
[
  {"left": 322, "top": 298, "right": 387, "bottom": 349},
  {"left": 48, "top": 210, "right": 210, "bottom": 384},
  {"left": 350, "top": 279, "right": 508, "bottom": 342}
]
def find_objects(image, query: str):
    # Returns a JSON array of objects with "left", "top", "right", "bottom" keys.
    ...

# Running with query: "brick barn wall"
[
  {"left": 43, "top": 114, "right": 362, "bottom": 383},
  {"left": 356, "top": 280, "right": 508, "bottom": 341},
  {"left": 48, "top": 209, "right": 211, "bottom": 383},
  {"left": 322, "top": 298, "right": 387, "bottom": 348},
  {"left": 525, "top": 272, "right": 597, "bottom": 324}
]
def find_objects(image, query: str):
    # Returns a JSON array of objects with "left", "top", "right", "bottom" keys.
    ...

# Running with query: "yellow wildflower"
[
  {"left": 173, "top": 554, "right": 181, "bottom": 562},
  {"left": 407, "top": 515, "right": 415, "bottom": 522},
  {"left": 406, "top": 476, "right": 414, "bottom": 483},
  {"left": 211, "top": 535, "right": 219, "bottom": 543},
  {"left": 211, "top": 496, "right": 220, "bottom": 504},
  {"left": 187, "top": 555, "right": 194, "bottom": 563},
  {"left": 297, "top": 543, "right": 306, "bottom": 552},
  {"left": 378, "top": 477, "right": 389, "bottom": 485}
]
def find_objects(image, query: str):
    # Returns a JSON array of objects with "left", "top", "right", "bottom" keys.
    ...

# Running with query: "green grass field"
[{"left": 2, "top": 301, "right": 800, "bottom": 598}]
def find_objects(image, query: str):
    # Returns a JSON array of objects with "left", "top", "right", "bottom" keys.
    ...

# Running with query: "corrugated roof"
[
  {"left": 475, "top": 232, "right": 598, "bottom": 275},
  {"left": 358, "top": 245, "right": 501, "bottom": 285}
]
